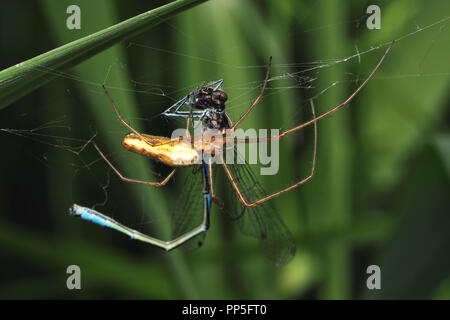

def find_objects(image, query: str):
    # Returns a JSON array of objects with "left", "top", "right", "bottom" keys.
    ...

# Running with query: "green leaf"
[
  {"left": 0, "top": 0, "right": 208, "bottom": 111},
  {"left": 0, "top": 221, "right": 177, "bottom": 299},
  {"left": 433, "top": 134, "right": 450, "bottom": 178},
  {"left": 362, "top": 145, "right": 450, "bottom": 299},
  {"left": 358, "top": 1, "right": 450, "bottom": 192}
]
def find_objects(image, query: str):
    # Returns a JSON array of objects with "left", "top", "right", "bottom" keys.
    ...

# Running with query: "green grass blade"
[{"left": 0, "top": 0, "right": 208, "bottom": 111}]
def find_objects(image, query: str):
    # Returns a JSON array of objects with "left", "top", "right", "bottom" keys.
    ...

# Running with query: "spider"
[
  {"left": 163, "top": 41, "right": 394, "bottom": 208},
  {"left": 71, "top": 41, "right": 393, "bottom": 265}
]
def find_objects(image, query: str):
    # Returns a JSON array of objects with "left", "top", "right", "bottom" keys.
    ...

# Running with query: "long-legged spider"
[{"left": 71, "top": 41, "right": 393, "bottom": 265}]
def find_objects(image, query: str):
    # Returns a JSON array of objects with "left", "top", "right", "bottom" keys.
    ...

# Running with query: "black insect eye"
[
  {"left": 219, "top": 91, "right": 228, "bottom": 102},
  {"left": 212, "top": 90, "right": 226, "bottom": 100}
]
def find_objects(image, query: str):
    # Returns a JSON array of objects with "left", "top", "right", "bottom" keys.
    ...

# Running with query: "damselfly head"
[{"left": 192, "top": 86, "right": 228, "bottom": 112}]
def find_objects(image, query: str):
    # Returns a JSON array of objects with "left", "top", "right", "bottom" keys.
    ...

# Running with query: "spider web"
[{"left": 0, "top": 6, "right": 448, "bottom": 252}]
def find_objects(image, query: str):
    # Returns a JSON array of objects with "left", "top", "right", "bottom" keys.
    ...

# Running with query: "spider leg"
[
  {"left": 207, "top": 159, "right": 245, "bottom": 221},
  {"left": 102, "top": 85, "right": 171, "bottom": 148},
  {"left": 224, "top": 112, "right": 234, "bottom": 127},
  {"left": 230, "top": 56, "right": 272, "bottom": 132},
  {"left": 207, "top": 159, "right": 224, "bottom": 207},
  {"left": 208, "top": 159, "right": 223, "bottom": 207},
  {"left": 222, "top": 100, "right": 317, "bottom": 208},
  {"left": 229, "top": 41, "right": 394, "bottom": 144},
  {"left": 93, "top": 142, "right": 175, "bottom": 187},
  {"left": 185, "top": 105, "right": 195, "bottom": 147}
]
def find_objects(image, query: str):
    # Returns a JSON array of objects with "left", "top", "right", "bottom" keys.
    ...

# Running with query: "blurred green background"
[{"left": 0, "top": 0, "right": 449, "bottom": 299}]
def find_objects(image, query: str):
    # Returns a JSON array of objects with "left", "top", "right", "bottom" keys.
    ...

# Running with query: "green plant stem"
[{"left": 0, "top": 0, "right": 208, "bottom": 111}]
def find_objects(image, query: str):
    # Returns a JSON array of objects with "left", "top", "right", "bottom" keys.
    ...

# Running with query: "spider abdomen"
[{"left": 122, "top": 133, "right": 200, "bottom": 167}]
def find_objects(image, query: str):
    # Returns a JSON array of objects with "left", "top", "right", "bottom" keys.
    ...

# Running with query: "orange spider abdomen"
[{"left": 122, "top": 133, "right": 200, "bottom": 167}]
